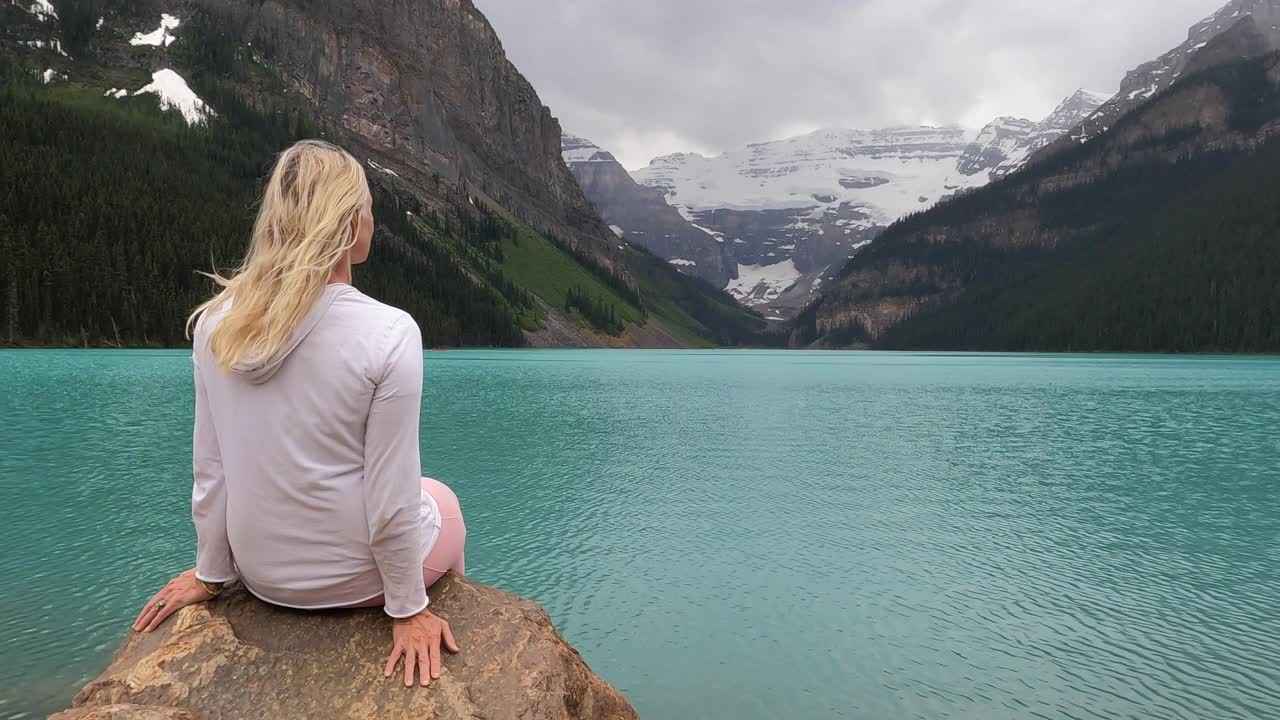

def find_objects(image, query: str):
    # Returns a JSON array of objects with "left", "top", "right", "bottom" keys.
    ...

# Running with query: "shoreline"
[{"left": 3, "top": 346, "right": 1280, "bottom": 357}]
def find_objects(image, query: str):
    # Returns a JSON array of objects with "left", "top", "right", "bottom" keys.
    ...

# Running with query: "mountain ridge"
[
  {"left": 560, "top": 132, "right": 735, "bottom": 287},
  {"left": 620, "top": 88, "right": 1105, "bottom": 318},
  {"left": 1032, "top": 0, "right": 1280, "bottom": 163},
  {"left": 795, "top": 6, "right": 1280, "bottom": 352}
]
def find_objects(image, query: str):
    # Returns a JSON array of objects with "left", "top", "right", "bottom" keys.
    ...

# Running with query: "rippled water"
[{"left": 2, "top": 350, "right": 1279, "bottom": 719}]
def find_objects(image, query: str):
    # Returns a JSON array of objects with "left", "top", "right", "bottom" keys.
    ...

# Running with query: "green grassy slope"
[{"left": 499, "top": 227, "right": 646, "bottom": 328}]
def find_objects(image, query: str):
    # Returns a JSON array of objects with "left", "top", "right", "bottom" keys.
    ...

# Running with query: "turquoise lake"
[{"left": 2, "top": 350, "right": 1279, "bottom": 719}]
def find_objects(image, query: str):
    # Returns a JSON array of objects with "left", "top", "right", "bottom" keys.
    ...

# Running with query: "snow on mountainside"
[
  {"left": 561, "top": 133, "right": 735, "bottom": 286},
  {"left": 1041, "top": 0, "right": 1280, "bottom": 153},
  {"left": 955, "top": 116, "right": 1037, "bottom": 177},
  {"left": 634, "top": 125, "right": 984, "bottom": 228},
  {"left": 631, "top": 125, "right": 989, "bottom": 315},
  {"left": 561, "top": 133, "right": 615, "bottom": 164},
  {"left": 629, "top": 89, "right": 1099, "bottom": 317},
  {"left": 958, "top": 90, "right": 1109, "bottom": 179}
]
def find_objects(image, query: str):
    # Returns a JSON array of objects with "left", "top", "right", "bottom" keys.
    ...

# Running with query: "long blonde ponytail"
[{"left": 188, "top": 140, "right": 371, "bottom": 371}]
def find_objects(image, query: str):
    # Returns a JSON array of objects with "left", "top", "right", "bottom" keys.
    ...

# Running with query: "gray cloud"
[{"left": 474, "top": 0, "right": 1228, "bottom": 169}]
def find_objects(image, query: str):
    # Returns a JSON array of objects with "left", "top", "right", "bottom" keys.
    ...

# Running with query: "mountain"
[
  {"left": 628, "top": 89, "right": 1104, "bottom": 319},
  {"left": 797, "top": 9, "right": 1280, "bottom": 352},
  {"left": 561, "top": 133, "right": 735, "bottom": 287},
  {"left": 1034, "top": 0, "right": 1280, "bottom": 160},
  {"left": 957, "top": 90, "right": 1109, "bottom": 179},
  {"left": 0, "top": 0, "right": 773, "bottom": 348},
  {"left": 631, "top": 126, "right": 989, "bottom": 317}
]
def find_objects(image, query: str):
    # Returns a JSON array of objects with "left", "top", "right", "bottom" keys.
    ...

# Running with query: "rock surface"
[
  {"left": 53, "top": 575, "right": 638, "bottom": 720},
  {"left": 957, "top": 90, "right": 1109, "bottom": 180},
  {"left": 1033, "top": 0, "right": 1280, "bottom": 160},
  {"left": 561, "top": 133, "right": 735, "bottom": 287},
  {"left": 185, "top": 0, "right": 620, "bottom": 264}
]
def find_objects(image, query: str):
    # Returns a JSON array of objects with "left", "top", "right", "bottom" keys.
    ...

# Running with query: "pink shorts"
[
  {"left": 419, "top": 476, "right": 466, "bottom": 584},
  {"left": 349, "top": 477, "right": 466, "bottom": 609}
]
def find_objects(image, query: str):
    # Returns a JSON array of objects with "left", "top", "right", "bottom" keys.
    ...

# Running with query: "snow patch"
[
  {"left": 634, "top": 126, "right": 990, "bottom": 226},
  {"left": 608, "top": 225, "right": 625, "bottom": 237},
  {"left": 668, "top": 258, "right": 697, "bottom": 267},
  {"left": 561, "top": 133, "right": 615, "bottom": 164},
  {"left": 133, "top": 69, "right": 214, "bottom": 125},
  {"left": 104, "top": 87, "right": 129, "bottom": 98},
  {"left": 130, "top": 14, "right": 180, "bottom": 47},
  {"left": 22, "top": 39, "right": 69, "bottom": 57},
  {"left": 724, "top": 260, "right": 802, "bottom": 306},
  {"left": 22, "top": 0, "right": 56, "bottom": 20},
  {"left": 96, "top": 16, "right": 103, "bottom": 29},
  {"left": 39, "top": 67, "right": 64, "bottom": 83},
  {"left": 368, "top": 159, "right": 399, "bottom": 178}
]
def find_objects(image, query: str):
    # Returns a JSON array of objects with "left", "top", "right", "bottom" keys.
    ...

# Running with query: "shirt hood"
[{"left": 232, "top": 284, "right": 355, "bottom": 385}]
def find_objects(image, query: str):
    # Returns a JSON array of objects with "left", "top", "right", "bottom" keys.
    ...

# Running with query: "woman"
[{"left": 131, "top": 140, "right": 465, "bottom": 688}]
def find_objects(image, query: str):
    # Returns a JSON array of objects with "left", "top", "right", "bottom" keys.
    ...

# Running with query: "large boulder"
[{"left": 52, "top": 575, "right": 638, "bottom": 720}]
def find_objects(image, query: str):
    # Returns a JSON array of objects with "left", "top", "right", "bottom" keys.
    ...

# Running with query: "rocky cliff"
[
  {"left": 562, "top": 133, "right": 735, "bottom": 287},
  {"left": 186, "top": 0, "right": 619, "bottom": 264},
  {"left": 53, "top": 575, "right": 638, "bottom": 720},
  {"left": 1032, "top": 0, "right": 1280, "bottom": 162},
  {"left": 957, "top": 90, "right": 1109, "bottom": 179}
]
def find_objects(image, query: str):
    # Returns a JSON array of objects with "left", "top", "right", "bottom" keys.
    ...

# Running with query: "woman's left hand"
[{"left": 132, "top": 568, "right": 215, "bottom": 633}]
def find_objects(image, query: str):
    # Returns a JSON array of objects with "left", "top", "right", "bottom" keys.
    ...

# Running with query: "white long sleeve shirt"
[{"left": 191, "top": 283, "right": 440, "bottom": 618}]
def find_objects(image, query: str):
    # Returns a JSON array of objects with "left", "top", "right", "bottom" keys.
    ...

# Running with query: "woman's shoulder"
[
  {"left": 191, "top": 297, "right": 230, "bottom": 349},
  {"left": 337, "top": 287, "right": 418, "bottom": 335},
  {"left": 333, "top": 288, "right": 421, "bottom": 361}
]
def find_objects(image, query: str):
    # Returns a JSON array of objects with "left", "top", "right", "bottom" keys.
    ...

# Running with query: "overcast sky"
[{"left": 473, "top": 0, "right": 1229, "bottom": 169}]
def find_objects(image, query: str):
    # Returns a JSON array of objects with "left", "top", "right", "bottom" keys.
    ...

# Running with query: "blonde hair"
[{"left": 188, "top": 140, "right": 371, "bottom": 371}]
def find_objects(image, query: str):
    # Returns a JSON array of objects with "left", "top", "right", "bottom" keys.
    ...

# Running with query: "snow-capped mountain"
[
  {"left": 958, "top": 90, "right": 1109, "bottom": 179},
  {"left": 1040, "top": 0, "right": 1280, "bottom": 152},
  {"left": 955, "top": 117, "right": 1037, "bottom": 177},
  {"left": 561, "top": 133, "right": 735, "bottom": 286},
  {"left": 562, "top": 133, "right": 614, "bottom": 164},
  {"left": 629, "top": 88, "right": 1102, "bottom": 317},
  {"left": 630, "top": 125, "right": 991, "bottom": 315}
]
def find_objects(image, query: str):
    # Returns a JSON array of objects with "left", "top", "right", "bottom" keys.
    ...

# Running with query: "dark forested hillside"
[
  {"left": 797, "top": 46, "right": 1280, "bottom": 353},
  {"left": 878, "top": 141, "right": 1280, "bottom": 352},
  {"left": 0, "top": 1, "right": 769, "bottom": 348},
  {"left": 0, "top": 63, "right": 532, "bottom": 347}
]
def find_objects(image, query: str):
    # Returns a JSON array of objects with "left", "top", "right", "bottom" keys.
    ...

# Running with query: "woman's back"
[{"left": 192, "top": 283, "right": 437, "bottom": 612}]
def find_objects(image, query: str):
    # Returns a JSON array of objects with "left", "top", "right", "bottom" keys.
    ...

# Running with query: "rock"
[
  {"left": 50, "top": 706, "right": 194, "bottom": 720},
  {"left": 187, "top": 0, "right": 621, "bottom": 263},
  {"left": 56, "top": 575, "right": 638, "bottom": 720},
  {"left": 561, "top": 133, "right": 736, "bottom": 288},
  {"left": 1032, "top": 0, "right": 1280, "bottom": 161}
]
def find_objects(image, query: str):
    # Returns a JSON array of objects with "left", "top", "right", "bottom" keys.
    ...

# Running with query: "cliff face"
[
  {"left": 1033, "top": 1, "right": 1280, "bottom": 162},
  {"left": 190, "top": 0, "right": 617, "bottom": 261},
  {"left": 562, "top": 133, "right": 735, "bottom": 287},
  {"left": 53, "top": 575, "right": 638, "bottom": 720}
]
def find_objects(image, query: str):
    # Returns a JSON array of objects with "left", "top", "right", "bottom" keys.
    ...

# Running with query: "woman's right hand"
[{"left": 384, "top": 609, "right": 460, "bottom": 686}]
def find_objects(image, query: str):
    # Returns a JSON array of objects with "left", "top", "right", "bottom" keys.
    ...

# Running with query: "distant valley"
[{"left": 565, "top": 90, "right": 1106, "bottom": 320}]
